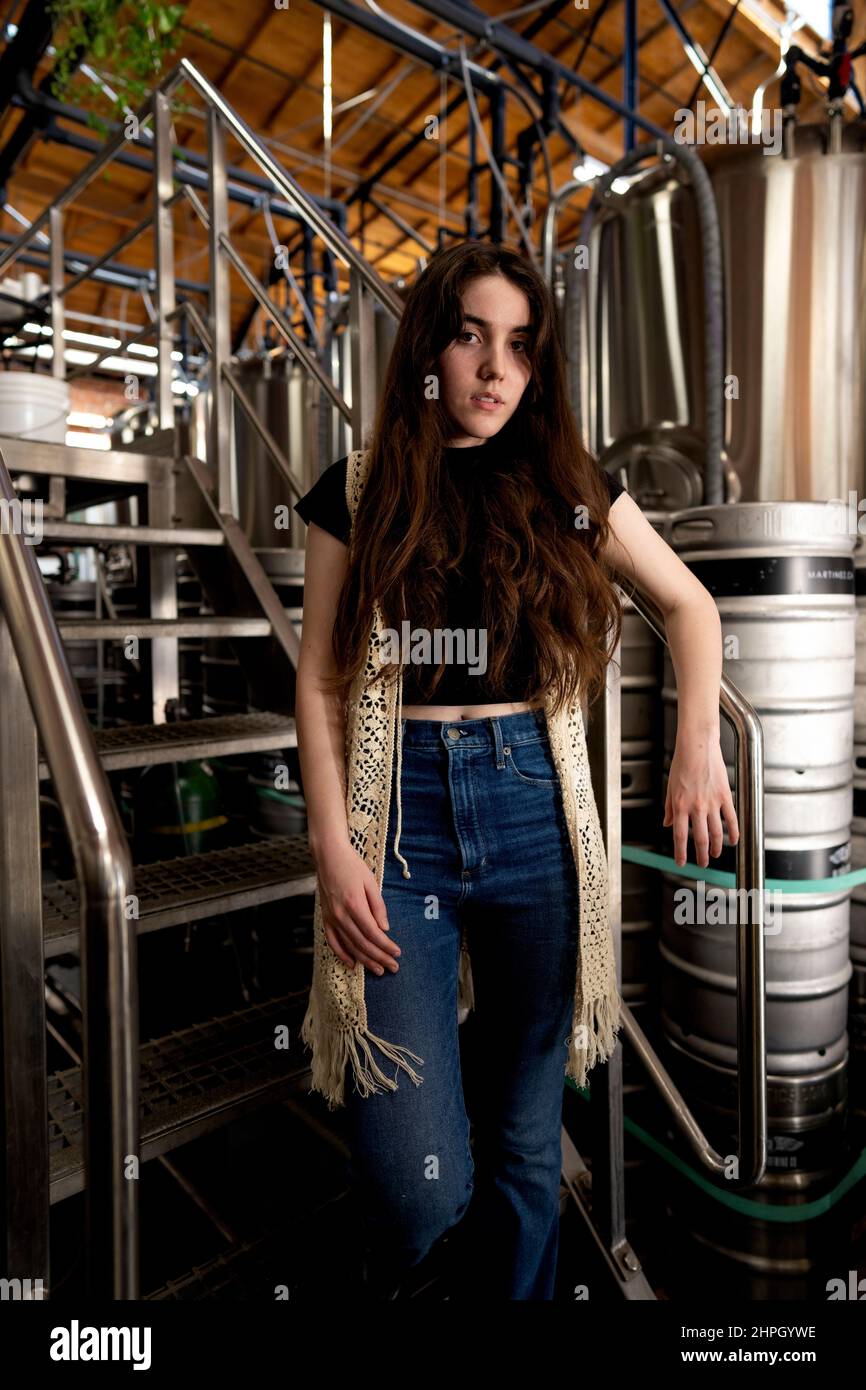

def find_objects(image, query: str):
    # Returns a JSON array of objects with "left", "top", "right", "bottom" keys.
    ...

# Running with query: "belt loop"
[{"left": 490, "top": 715, "right": 505, "bottom": 768}]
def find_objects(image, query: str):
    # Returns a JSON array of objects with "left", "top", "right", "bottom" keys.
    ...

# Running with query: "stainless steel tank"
[
  {"left": 232, "top": 355, "right": 306, "bottom": 549},
  {"left": 577, "top": 121, "right": 866, "bottom": 506}
]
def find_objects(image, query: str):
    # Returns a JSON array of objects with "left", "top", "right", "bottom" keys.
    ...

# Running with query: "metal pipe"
[
  {"left": 624, "top": 585, "right": 766, "bottom": 1188},
  {"left": 655, "top": 0, "right": 735, "bottom": 110},
  {"left": 0, "top": 447, "right": 139, "bottom": 1295},
  {"left": 0, "top": 231, "right": 209, "bottom": 298},
  {"left": 154, "top": 91, "right": 177, "bottom": 434},
  {"left": 409, "top": 0, "right": 669, "bottom": 141},
  {"left": 0, "top": 117, "right": 347, "bottom": 289},
  {"left": 624, "top": 0, "right": 638, "bottom": 152},
  {"left": 207, "top": 104, "right": 233, "bottom": 516},
  {"left": 166, "top": 300, "right": 213, "bottom": 356},
  {"left": 59, "top": 214, "right": 154, "bottom": 300}
]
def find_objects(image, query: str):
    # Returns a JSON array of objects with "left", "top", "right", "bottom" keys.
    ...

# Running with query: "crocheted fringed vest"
[{"left": 299, "top": 448, "right": 623, "bottom": 1110}]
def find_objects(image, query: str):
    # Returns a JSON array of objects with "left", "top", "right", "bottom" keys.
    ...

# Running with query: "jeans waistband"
[
  {"left": 390, "top": 680, "right": 552, "bottom": 883},
  {"left": 398, "top": 706, "right": 549, "bottom": 751}
]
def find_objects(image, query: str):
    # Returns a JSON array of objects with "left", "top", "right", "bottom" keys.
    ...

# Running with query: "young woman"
[{"left": 293, "top": 240, "right": 739, "bottom": 1301}]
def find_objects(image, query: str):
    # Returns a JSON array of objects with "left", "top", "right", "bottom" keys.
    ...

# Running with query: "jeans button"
[
  {"left": 447, "top": 727, "right": 461, "bottom": 740},
  {"left": 503, "top": 745, "right": 510, "bottom": 754}
]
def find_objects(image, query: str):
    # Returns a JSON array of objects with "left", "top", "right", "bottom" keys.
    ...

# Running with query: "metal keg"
[
  {"left": 849, "top": 749, "right": 866, "bottom": 1122},
  {"left": 667, "top": 501, "right": 856, "bottom": 793},
  {"left": 855, "top": 544, "right": 866, "bottom": 741},
  {"left": 659, "top": 1034, "right": 849, "bottom": 1298},
  {"left": 660, "top": 878, "right": 851, "bottom": 1069},
  {"left": 850, "top": 751, "right": 866, "bottom": 972},
  {"left": 660, "top": 501, "right": 855, "bottom": 1083},
  {"left": 663, "top": 1155, "right": 847, "bottom": 1300}
]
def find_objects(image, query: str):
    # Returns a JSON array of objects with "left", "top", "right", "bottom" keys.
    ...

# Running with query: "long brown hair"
[{"left": 329, "top": 239, "right": 630, "bottom": 718}]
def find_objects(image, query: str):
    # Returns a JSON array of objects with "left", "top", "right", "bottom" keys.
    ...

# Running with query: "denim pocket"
[{"left": 503, "top": 736, "right": 559, "bottom": 787}]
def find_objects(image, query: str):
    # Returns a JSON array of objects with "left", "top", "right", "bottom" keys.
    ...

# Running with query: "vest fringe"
[
  {"left": 566, "top": 978, "right": 623, "bottom": 1091},
  {"left": 300, "top": 991, "right": 425, "bottom": 1112}
]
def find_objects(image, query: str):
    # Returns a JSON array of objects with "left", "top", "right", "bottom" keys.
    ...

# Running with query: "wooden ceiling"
[{"left": 0, "top": 0, "right": 860, "bottom": 350}]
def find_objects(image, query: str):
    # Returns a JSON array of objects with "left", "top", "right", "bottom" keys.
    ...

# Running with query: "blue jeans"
[{"left": 342, "top": 708, "right": 581, "bottom": 1301}]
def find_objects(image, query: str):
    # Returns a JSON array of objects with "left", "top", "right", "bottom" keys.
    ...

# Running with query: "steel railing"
[
  {"left": 621, "top": 588, "right": 767, "bottom": 1188},
  {"left": 0, "top": 449, "right": 139, "bottom": 1299}
]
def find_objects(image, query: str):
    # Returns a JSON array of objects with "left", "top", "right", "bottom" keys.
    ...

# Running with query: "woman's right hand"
[{"left": 313, "top": 838, "right": 402, "bottom": 976}]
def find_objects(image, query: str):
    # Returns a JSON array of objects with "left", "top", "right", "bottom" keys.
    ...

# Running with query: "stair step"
[
  {"left": 38, "top": 521, "right": 225, "bottom": 547},
  {"left": 2, "top": 435, "right": 176, "bottom": 491},
  {"left": 57, "top": 616, "right": 273, "bottom": 639},
  {"left": 43, "top": 833, "right": 316, "bottom": 957},
  {"left": 49, "top": 993, "right": 313, "bottom": 1204},
  {"left": 143, "top": 1192, "right": 360, "bottom": 1300},
  {"left": 144, "top": 1196, "right": 454, "bottom": 1300},
  {"left": 38, "top": 712, "right": 298, "bottom": 778}
]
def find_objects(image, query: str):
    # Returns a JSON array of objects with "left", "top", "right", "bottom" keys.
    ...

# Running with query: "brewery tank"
[{"left": 577, "top": 121, "right": 866, "bottom": 506}]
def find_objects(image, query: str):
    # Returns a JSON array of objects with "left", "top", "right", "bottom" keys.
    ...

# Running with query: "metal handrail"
[
  {"left": 161, "top": 60, "right": 404, "bottom": 319},
  {"left": 0, "top": 449, "right": 139, "bottom": 1297},
  {"left": 621, "top": 586, "right": 767, "bottom": 1188}
]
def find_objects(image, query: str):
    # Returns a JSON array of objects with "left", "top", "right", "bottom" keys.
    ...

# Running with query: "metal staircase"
[
  {"left": 0, "top": 56, "right": 402, "bottom": 1301},
  {"left": 0, "top": 430, "right": 324, "bottom": 1300}
]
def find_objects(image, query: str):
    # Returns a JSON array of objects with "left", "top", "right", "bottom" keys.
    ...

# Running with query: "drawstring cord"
[{"left": 392, "top": 665, "right": 412, "bottom": 878}]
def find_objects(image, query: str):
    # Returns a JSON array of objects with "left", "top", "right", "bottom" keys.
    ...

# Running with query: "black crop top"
[{"left": 294, "top": 440, "right": 626, "bottom": 706}]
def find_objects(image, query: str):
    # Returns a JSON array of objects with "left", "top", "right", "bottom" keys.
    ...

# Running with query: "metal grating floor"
[
  {"left": 38, "top": 711, "right": 298, "bottom": 778},
  {"left": 49, "top": 993, "right": 313, "bottom": 1204},
  {"left": 42, "top": 834, "right": 316, "bottom": 956},
  {"left": 145, "top": 1237, "right": 291, "bottom": 1301}
]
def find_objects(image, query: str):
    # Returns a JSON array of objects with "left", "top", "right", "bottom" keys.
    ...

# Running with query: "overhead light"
[
  {"left": 22, "top": 323, "right": 123, "bottom": 349},
  {"left": 62, "top": 328, "right": 122, "bottom": 349},
  {"left": 68, "top": 411, "right": 113, "bottom": 428},
  {"left": 97, "top": 355, "right": 158, "bottom": 375},
  {"left": 64, "top": 348, "right": 100, "bottom": 366},
  {"left": 65, "top": 430, "right": 111, "bottom": 450},
  {"left": 572, "top": 158, "right": 631, "bottom": 195},
  {"left": 20, "top": 324, "right": 182, "bottom": 362}
]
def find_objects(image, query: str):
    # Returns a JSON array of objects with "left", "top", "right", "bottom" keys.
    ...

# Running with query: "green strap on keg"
[
  {"left": 567, "top": 1079, "right": 866, "bottom": 1220},
  {"left": 610, "top": 843, "right": 866, "bottom": 1215},
  {"left": 622, "top": 844, "right": 866, "bottom": 895},
  {"left": 255, "top": 786, "right": 304, "bottom": 805}
]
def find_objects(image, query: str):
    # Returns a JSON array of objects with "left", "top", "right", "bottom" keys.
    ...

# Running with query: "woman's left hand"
[{"left": 663, "top": 733, "right": 740, "bottom": 868}]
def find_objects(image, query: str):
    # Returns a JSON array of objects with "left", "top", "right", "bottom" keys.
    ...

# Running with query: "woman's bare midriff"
[{"left": 401, "top": 700, "right": 545, "bottom": 721}]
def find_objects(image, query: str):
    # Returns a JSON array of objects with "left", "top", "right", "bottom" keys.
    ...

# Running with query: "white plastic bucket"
[{"left": 0, "top": 373, "right": 70, "bottom": 444}]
